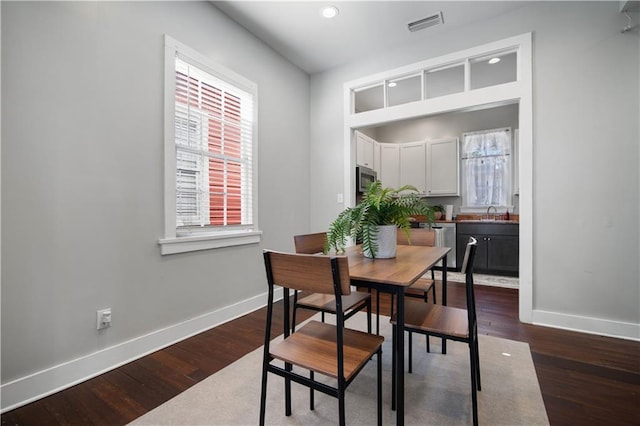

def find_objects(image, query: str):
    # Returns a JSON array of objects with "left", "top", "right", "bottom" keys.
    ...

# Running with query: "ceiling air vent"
[{"left": 407, "top": 12, "right": 444, "bottom": 32}]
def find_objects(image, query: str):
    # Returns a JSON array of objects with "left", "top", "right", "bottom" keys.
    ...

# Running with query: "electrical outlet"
[
  {"left": 97, "top": 308, "right": 112, "bottom": 330},
  {"left": 337, "top": 193, "right": 344, "bottom": 203}
]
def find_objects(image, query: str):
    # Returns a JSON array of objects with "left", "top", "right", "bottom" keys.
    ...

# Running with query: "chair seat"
[
  {"left": 392, "top": 299, "right": 469, "bottom": 339},
  {"left": 406, "top": 278, "right": 434, "bottom": 293},
  {"left": 296, "top": 291, "right": 370, "bottom": 313},
  {"left": 270, "top": 320, "right": 384, "bottom": 381}
]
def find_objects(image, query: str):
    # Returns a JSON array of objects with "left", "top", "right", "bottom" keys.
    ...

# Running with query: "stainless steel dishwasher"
[{"left": 421, "top": 222, "right": 456, "bottom": 269}]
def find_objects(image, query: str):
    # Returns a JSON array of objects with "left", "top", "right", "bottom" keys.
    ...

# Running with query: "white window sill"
[{"left": 158, "top": 230, "right": 262, "bottom": 255}]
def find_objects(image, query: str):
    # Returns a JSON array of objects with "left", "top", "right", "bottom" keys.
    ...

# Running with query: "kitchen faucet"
[{"left": 486, "top": 205, "right": 497, "bottom": 220}]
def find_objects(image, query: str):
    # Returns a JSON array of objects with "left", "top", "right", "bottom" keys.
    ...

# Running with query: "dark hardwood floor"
[{"left": 3, "top": 282, "right": 639, "bottom": 425}]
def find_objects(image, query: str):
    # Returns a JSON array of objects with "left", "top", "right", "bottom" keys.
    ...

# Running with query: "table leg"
[
  {"left": 396, "top": 287, "right": 405, "bottom": 426},
  {"left": 376, "top": 290, "right": 380, "bottom": 335},
  {"left": 442, "top": 255, "right": 447, "bottom": 354},
  {"left": 442, "top": 254, "right": 448, "bottom": 305}
]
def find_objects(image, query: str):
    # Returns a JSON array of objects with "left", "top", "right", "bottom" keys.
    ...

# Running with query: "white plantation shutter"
[{"left": 174, "top": 57, "right": 254, "bottom": 233}]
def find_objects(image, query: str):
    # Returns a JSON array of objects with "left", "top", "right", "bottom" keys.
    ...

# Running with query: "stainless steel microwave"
[{"left": 356, "top": 166, "right": 377, "bottom": 193}]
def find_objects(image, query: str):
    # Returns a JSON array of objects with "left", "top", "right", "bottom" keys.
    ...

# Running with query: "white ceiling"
[{"left": 212, "top": 1, "right": 530, "bottom": 74}]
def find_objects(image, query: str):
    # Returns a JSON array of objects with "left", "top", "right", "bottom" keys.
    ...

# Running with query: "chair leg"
[
  {"left": 292, "top": 291, "right": 298, "bottom": 332},
  {"left": 474, "top": 338, "right": 482, "bottom": 391},
  {"left": 390, "top": 293, "right": 395, "bottom": 317},
  {"left": 426, "top": 335, "right": 430, "bottom": 353},
  {"left": 431, "top": 270, "right": 437, "bottom": 304},
  {"left": 469, "top": 344, "right": 479, "bottom": 426},
  {"left": 285, "top": 363, "right": 292, "bottom": 416},
  {"left": 259, "top": 363, "right": 269, "bottom": 425},
  {"left": 377, "top": 347, "right": 382, "bottom": 426},
  {"left": 338, "top": 387, "right": 346, "bottom": 426},
  {"left": 408, "top": 330, "right": 413, "bottom": 374},
  {"left": 321, "top": 311, "right": 325, "bottom": 323},
  {"left": 309, "top": 371, "right": 315, "bottom": 410}
]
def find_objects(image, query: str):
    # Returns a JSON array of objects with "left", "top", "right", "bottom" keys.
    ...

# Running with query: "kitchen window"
[
  {"left": 160, "top": 36, "right": 261, "bottom": 255},
  {"left": 461, "top": 128, "right": 512, "bottom": 210}
]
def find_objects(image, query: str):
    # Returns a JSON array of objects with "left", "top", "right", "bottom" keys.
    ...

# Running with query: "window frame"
[{"left": 159, "top": 35, "right": 261, "bottom": 255}]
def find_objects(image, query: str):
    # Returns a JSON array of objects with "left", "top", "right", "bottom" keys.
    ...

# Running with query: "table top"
[{"left": 344, "top": 244, "right": 450, "bottom": 287}]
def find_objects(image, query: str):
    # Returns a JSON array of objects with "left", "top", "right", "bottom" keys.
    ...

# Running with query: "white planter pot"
[{"left": 364, "top": 225, "right": 397, "bottom": 259}]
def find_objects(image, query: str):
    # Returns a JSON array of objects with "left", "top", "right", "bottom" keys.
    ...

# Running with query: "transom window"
[{"left": 351, "top": 49, "right": 518, "bottom": 114}]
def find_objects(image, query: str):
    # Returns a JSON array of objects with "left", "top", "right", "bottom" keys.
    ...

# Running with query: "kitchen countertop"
[
  {"left": 453, "top": 219, "right": 519, "bottom": 224},
  {"left": 411, "top": 214, "right": 520, "bottom": 224}
]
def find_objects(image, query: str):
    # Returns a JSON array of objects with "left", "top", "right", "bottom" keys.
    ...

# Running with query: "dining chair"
[
  {"left": 292, "top": 233, "right": 372, "bottom": 334},
  {"left": 261, "top": 250, "right": 384, "bottom": 426},
  {"left": 392, "top": 228, "right": 438, "bottom": 354},
  {"left": 396, "top": 228, "right": 438, "bottom": 303},
  {"left": 391, "top": 237, "right": 481, "bottom": 426}
]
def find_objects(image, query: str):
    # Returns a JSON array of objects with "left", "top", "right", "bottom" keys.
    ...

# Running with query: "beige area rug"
[
  {"left": 433, "top": 271, "right": 519, "bottom": 289},
  {"left": 131, "top": 313, "right": 548, "bottom": 425}
]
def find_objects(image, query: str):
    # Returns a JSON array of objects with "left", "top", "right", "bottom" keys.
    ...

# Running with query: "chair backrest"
[
  {"left": 460, "top": 236, "right": 478, "bottom": 275},
  {"left": 397, "top": 228, "right": 436, "bottom": 247},
  {"left": 460, "top": 237, "right": 479, "bottom": 332},
  {"left": 293, "top": 232, "right": 327, "bottom": 254},
  {"left": 264, "top": 250, "right": 351, "bottom": 296}
]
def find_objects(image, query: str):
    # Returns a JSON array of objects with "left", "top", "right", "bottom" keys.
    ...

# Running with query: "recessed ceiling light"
[
  {"left": 388, "top": 82, "right": 397, "bottom": 88},
  {"left": 488, "top": 57, "right": 501, "bottom": 64},
  {"left": 321, "top": 6, "right": 339, "bottom": 19}
]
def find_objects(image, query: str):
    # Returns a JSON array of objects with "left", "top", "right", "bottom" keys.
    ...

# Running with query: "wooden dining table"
[{"left": 345, "top": 244, "right": 451, "bottom": 426}]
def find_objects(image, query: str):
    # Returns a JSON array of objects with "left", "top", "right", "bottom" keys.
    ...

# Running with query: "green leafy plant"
[
  {"left": 326, "top": 181, "right": 435, "bottom": 258},
  {"left": 432, "top": 204, "right": 445, "bottom": 220},
  {"left": 433, "top": 204, "right": 445, "bottom": 214}
]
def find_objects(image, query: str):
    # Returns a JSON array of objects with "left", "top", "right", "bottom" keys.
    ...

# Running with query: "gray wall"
[
  {"left": 1, "top": 1, "right": 310, "bottom": 387},
  {"left": 310, "top": 2, "right": 639, "bottom": 333},
  {"left": 371, "top": 104, "right": 520, "bottom": 214}
]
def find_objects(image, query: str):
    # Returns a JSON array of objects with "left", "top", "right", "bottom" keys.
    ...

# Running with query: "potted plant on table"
[
  {"left": 326, "top": 181, "right": 435, "bottom": 259},
  {"left": 433, "top": 204, "right": 445, "bottom": 220}
]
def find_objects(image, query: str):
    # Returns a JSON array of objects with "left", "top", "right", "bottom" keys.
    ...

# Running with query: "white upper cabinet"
[
  {"left": 426, "top": 138, "right": 459, "bottom": 196},
  {"left": 355, "top": 131, "right": 375, "bottom": 169},
  {"left": 400, "top": 142, "right": 427, "bottom": 193},
  {"left": 374, "top": 137, "right": 459, "bottom": 196},
  {"left": 378, "top": 143, "right": 400, "bottom": 189}
]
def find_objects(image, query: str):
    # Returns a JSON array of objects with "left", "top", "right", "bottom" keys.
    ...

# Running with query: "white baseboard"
[
  {"left": 533, "top": 309, "right": 640, "bottom": 341},
  {"left": 0, "top": 288, "right": 283, "bottom": 413}
]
